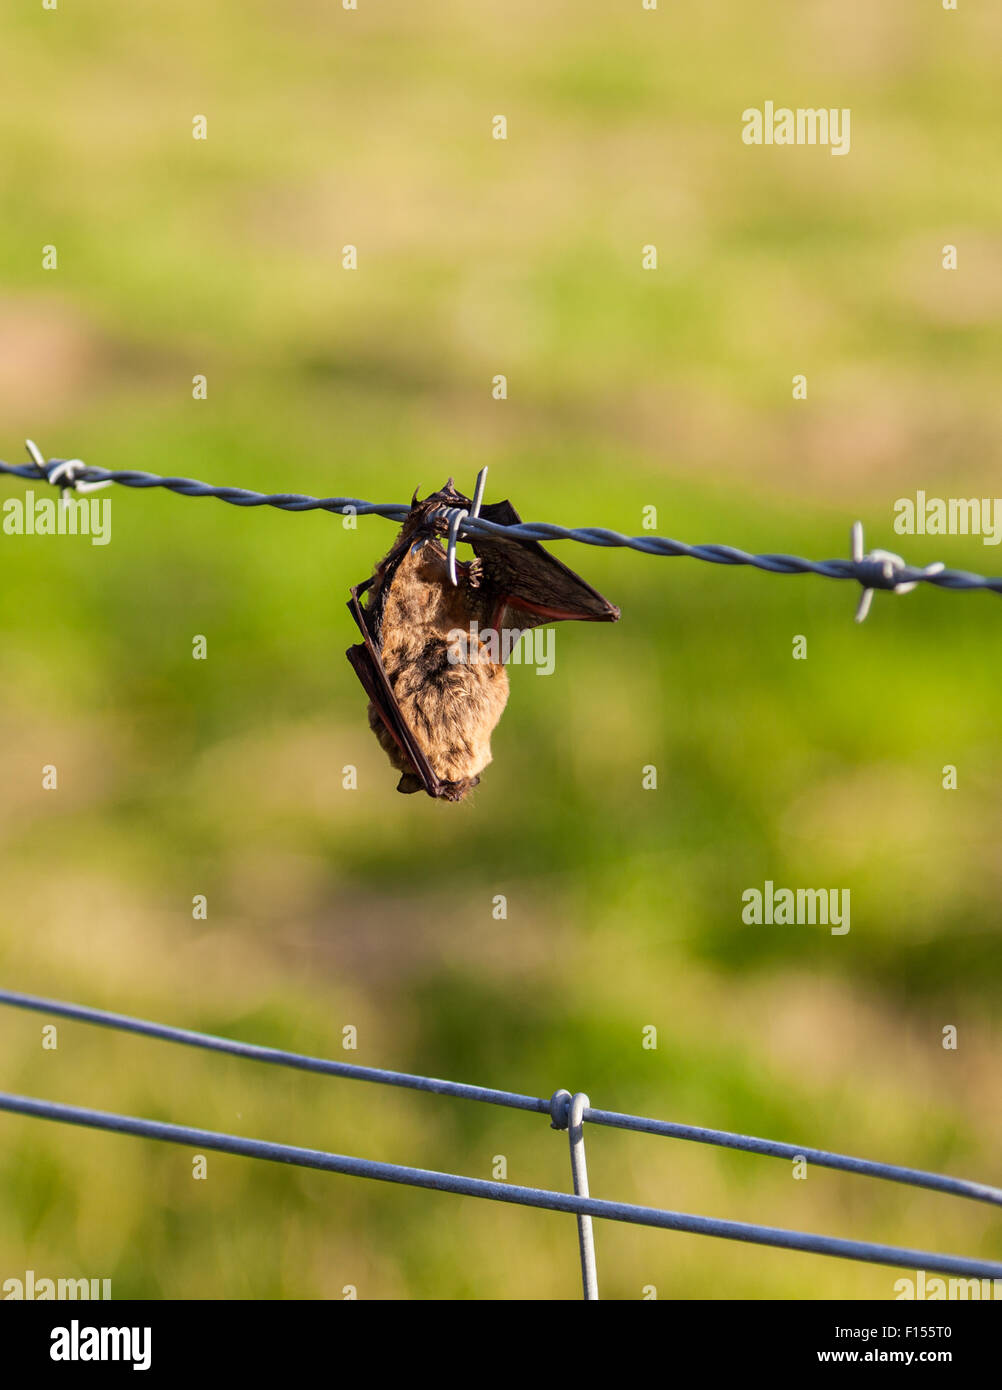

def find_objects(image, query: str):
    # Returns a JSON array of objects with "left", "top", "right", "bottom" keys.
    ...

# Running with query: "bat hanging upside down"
[{"left": 346, "top": 482, "right": 620, "bottom": 801}]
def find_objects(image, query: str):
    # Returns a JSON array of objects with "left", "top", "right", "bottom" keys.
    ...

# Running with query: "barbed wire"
[
  {"left": 1, "top": 990, "right": 1000, "bottom": 1298},
  {"left": 3, "top": 449, "right": 1002, "bottom": 618}
]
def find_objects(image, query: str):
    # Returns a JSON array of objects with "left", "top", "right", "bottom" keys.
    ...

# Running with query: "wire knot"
[
  {"left": 849, "top": 521, "right": 945, "bottom": 623},
  {"left": 25, "top": 439, "right": 113, "bottom": 503},
  {"left": 549, "top": 1089, "right": 573, "bottom": 1130}
]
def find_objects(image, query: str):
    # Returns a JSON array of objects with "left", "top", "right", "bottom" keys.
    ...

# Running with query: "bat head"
[
  {"left": 383, "top": 484, "right": 620, "bottom": 631},
  {"left": 371, "top": 484, "right": 620, "bottom": 631}
]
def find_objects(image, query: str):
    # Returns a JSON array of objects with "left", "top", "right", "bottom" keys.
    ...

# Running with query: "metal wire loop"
[
  {"left": 549, "top": 1088, "right": 573, "bottom": 1130},
  {"left": 442, "top": 465, "right": 488, "bottom": 586},
  {"left": 24, "top": 438, "right": 114, "bottom": 503},
  {"left": 851, "top": 521, "right": 947, "bottom": 623}
]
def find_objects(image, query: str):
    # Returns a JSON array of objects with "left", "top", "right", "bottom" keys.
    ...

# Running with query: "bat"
[{"left": 346, "top": 481, "right": 620, "bottom": 800}]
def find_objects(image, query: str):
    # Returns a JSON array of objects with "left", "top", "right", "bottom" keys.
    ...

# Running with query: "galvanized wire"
[
  {"left": 2, "top": 453, "right": 1001, "bottom": 599},
  {"left": 562, "top": 1090, "right": 600, "bottom": 1299},
  {"left": 1, "top": 1090, "right": 999, "bottom": 1281},
  {"left": 0, "top": 990, "right": 550, "bottom": 1116},
  {"left": 1, "top": 990, "right": 1000, "bottom": 1289},
  {"left": 2, "top": 989, "right": 997, "bottom": 1209},
  {"left": 583, "top": 1109, "right": 1002, "bottom": 1209}
]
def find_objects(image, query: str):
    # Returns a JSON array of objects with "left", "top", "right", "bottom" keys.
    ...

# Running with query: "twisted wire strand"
[
  {"left": 2, "top": 457, "right": 1000, "bottom": 596},
  {"left": 0, "top": 459, "right": 410, "bottom": 520}
]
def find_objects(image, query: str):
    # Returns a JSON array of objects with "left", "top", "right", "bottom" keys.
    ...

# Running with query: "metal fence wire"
[
  {"left": 1, "top": 991, "right": 1000, "bottom": 1300},
  {"left": 3, "top": 445, "right": 1002, "bottom": 623},
  {"left": 2, "top": 448, "right": 1000, "bottom": 1296}
]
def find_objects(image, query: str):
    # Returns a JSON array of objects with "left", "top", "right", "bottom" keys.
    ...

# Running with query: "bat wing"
[
  {"left": 471, "top": 499, "right": 620, "bottom": 631},
  {"left": 346, "top": 581, "right": 443, "bottom": 798}
]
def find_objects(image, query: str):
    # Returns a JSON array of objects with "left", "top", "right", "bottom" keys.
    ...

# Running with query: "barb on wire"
[
  {"left": 850, "top": 520, "right": 946, "bottom": 623},
  {"left": 0, "top": 448, "right": 410, "bottom": 521},
  {"left": 3, "top": 444, "right": 1001, "bottom": 614},
  {"left": 24, "top": 439, "right": 113, "bottom": 503},
  {"left": 1, "top": 990, "right": 1001, "bottom": 1297}
]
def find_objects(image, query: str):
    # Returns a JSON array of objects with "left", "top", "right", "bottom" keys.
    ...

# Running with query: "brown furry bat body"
[
  {"left": 347, "top": 483, "right": 618, "bottom": 801},
  {"left": 367, "top": 535, "right": 509, "bottom": 799}
]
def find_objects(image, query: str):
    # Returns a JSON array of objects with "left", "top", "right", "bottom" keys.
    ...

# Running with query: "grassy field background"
[{"left": 1, "top": 1, "right": 1000, "bottom": 1298}]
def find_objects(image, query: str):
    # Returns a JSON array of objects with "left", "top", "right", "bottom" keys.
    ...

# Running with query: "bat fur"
[{"left": 347, "top": 483, "right": 618, "bottom": 801}]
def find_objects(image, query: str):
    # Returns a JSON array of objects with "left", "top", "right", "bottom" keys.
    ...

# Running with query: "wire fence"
[
  {"left": 3, "top": 446, "right": 1002, "bottom": 620},
  {"left": 3, "top": 447, "right": 1000, "bottom": 1295},
  {"left": 1, "top": 990, "right": 1000, "bottom": 1299}
]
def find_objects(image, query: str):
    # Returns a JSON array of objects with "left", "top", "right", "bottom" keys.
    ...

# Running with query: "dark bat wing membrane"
[
  {"left": 471, "top": 500, "right": 621, "bottom": 631},
  {"left": 346, "top": 581, "right": 443, "bottom": 798}
]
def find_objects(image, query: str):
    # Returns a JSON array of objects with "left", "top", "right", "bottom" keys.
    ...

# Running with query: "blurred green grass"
[{"left": 1, "top": 0, "right": 1000, "bottom": 1298}]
